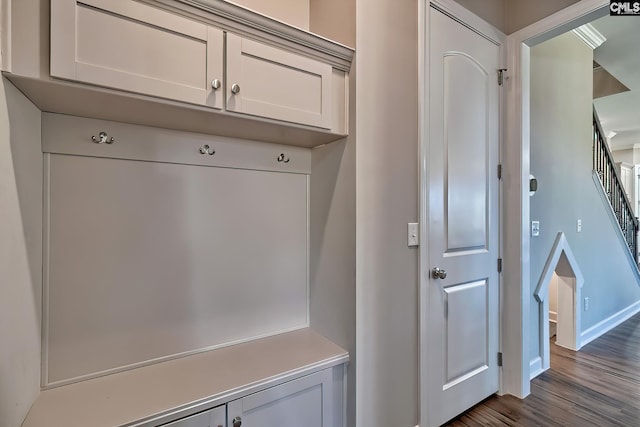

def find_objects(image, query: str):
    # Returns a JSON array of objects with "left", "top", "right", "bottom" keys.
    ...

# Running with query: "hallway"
[{"left": 448, "top": 313, "right": 640, "bottom": 426}]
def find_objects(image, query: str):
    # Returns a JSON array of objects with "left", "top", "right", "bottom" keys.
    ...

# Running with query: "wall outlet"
[
  {"left": 531, "top": 221, "right": 540, "bottom": 237},
  {"left": 584, "top": 297, "right": 589, "bottom": 311},
  {"left": 577, "top": 219, "right": 582, "bottom": 233}
]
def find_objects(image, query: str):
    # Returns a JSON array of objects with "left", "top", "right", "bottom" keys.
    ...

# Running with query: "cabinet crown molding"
[{"left": 144, "top": 0, "right": 355, "bottom": 71}]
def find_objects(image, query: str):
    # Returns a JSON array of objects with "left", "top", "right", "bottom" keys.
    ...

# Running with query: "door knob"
[
  {"left": 432, "top": 267, "right": 447, "bottom": 279},
  {"left": 231, "top": 83, "right": 241, "bottom": 94},
  {"left": 232, "top": 416, "right": 242, "bottom": 427},
  {"left": 211, "top": 79, "right": 221, "bottom": 90}
]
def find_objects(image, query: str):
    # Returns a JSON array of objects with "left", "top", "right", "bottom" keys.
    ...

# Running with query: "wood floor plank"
[{"left": 445, "top": 312, "right": 640, "bottom": 426}]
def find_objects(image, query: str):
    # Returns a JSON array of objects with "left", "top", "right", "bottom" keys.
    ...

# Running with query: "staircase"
[{"left": 593, "top": 107, "right": 639, "bottom": 263}]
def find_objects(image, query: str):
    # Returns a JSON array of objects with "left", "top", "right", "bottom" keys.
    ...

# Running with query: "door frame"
[
  {"left": 501, "top": 0, "right": 608, "bottom": 399},
  {"left": 420, "top": 0, "right": 610, "bottom": 424},
  {"left": 418, "top": 1, "right": 505, "bottom": 425}
]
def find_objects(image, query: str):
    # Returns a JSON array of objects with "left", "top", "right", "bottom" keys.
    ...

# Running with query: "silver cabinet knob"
[
  {"left": 232, "top": 416, "right": 242, "bottom": 427},
  {"left": 432, "top": 267, "right": 447, "bottom": 279},
  {"left": 231, "top": 83, "right": 241, "bottom": 94},
  {"left": 211, "top": 79, "right": 221, "bottom": 90}
]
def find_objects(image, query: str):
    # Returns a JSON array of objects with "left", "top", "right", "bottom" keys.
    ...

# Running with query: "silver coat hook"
[
  {"left": 91, "top": 131, "right": 114, "bottom": 144},
  {"left": 277, "top": 153, "right": 290, "bottom": 163},
  {"left": 199, "top": 144, "right": 215, "bottom": 155}
]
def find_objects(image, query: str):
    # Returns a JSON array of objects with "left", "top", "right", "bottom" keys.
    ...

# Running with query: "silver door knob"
[
  {"left": 432, "top": 267, "right": 447, "bottom": 279},
  {"left": 231, "top": 83, "right": 241, "bottom": 94},
  {"left": 211, "top": 79, "right": 221, "bottom": 90},
  {"left": 232, "top": 416, "right": 242, "bottom": 427}
]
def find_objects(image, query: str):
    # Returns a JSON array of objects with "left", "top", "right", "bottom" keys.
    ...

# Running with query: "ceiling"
[{"left": 591, "top": 16, "right": 640, "bottom": 150}]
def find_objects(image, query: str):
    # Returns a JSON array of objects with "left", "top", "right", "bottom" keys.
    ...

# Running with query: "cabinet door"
[
  {"left": 162, "top": 406, "right": 226, "bottom": 427},
  {"left": 51, "top": 0, "right": 224, "bottom": 109},
  {"left": 226, "top": 34, "right": 332, "bottom": 129},
  {"left": 227, "top": 370, "right": 333, "bottom": 427}
]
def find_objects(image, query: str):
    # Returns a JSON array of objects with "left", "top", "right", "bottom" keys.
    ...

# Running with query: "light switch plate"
[
  {"left": 577, "top": 219, "right": 582, "bottom": 232},
  {"left": 408, "top": 223, "right": 419, "bottom": 247},
  {"left": 531, "top": 221, "right": 540, "bottom": 237}
]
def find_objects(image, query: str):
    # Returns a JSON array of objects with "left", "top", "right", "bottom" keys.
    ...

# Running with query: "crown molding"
[
  {"left": 141, "top": 0, "right": 354, "bottom": 71},
  {"left": 572, "top": 23, "right": 606, "bottom": 49}
]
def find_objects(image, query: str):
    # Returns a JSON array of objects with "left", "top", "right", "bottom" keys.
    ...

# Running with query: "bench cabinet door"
[{"left": 227, "top": 369, "right": 334, "bottom": 427}]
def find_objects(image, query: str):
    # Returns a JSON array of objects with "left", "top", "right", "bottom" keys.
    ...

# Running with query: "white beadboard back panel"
[{"left": 43, "top": 115, "right": 310, "bottom": 385}]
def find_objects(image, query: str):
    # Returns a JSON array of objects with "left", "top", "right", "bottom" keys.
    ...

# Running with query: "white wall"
[
  {"left": 0, "top": 78, "right": 42, "bottom": 427},
  {"left": 530, "top": 32, "right": 640, "bottom": 362},
  {"left": 356, "top": 0, "right": 419, "bottom": 426},
  {"left": 612, "top": 147, "right": 634, "bottom": 164},
  {"left": 309, "top": 0, "right": 355, "bottom": 47},
  {"left": 226, "top": 0, "right": 309, "bottom": 30},
  {"left": 310, "top": 56, "right": 355, "bottom": 427}
]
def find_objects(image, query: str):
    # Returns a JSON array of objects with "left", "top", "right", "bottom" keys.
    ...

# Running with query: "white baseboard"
[
  {"left": 580, "top": 300, "right": 640, "bottom": 347},
  {"left": 529, "top": 356, "right": 544, "bottom": 380}
]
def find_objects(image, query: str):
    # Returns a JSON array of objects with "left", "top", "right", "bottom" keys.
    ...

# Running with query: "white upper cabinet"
[
  {"left": 8, "top": 0, "right": 353, "bottom": 146},
  {"left": 51, "top": 0, "right": 224, "bottom": 109},
  {"left": 226, "top": 34, "right": 332, "bottom": 129}
]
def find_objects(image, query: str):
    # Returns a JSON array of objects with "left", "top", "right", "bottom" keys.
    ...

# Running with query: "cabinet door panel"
[
  {"left": 51, "top": 0, "right": 223, "bottom": 108},
  {"left": 227, "top": 370, "right": 333, "bottom": 427},
  {"left": 226, "top": 34, "right": 331, "bottom": 129}
]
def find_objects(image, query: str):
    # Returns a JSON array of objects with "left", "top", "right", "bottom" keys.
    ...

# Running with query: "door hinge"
[
  {"left": 497, "top": 258, "right": 503, "bottom": 273},
  {"left": 497, "top": 352, "right": 503, "bottom": 367},
  {"left": 498, "top": 68, "right": 507, "bottom": 86},
  {"left": 497, "top": 164, "right": 503, "bottom": 180}
]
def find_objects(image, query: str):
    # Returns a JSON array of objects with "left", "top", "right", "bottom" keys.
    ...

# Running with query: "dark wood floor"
[{"left": 447, "top": 313, "right": 640, "bottom": 426}]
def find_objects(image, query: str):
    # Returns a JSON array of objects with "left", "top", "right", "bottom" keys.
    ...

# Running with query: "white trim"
[
  {"left": 592, "top": 171, "right": 640, "bottom": 282},
  {"left": 41, "top": 153, "right": 51, "bottom": 387},
  {"left": 504, "top": 0, "right": 608, "bottom": 399},
  {"left": 418, "top": 0, "right": 429, "bottom": 425},
  {"left": 529, "top": 357, "right": 544, "bottom": 380},
  {"left": 572, "top": 23, "right": 606, "bottom": 49},
  {"left": 534, "top": 233, "right": 584, "bottom": 301},
  {"left": 533, "top": 232, "right": 583, "bottom": 372},
  {"left": 580, "top": 300, "right": 640, "bottom": 346}
]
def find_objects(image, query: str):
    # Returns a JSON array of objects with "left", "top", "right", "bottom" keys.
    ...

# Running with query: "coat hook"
[
  {"left": 199, "top": 144, "right": 215, "bottom": 155},
  {"left": 277, "top": 153, "right": 290, "bottom": 163},
  {"left": 91, "top": 131, "right": 115, "bottom": 144}
]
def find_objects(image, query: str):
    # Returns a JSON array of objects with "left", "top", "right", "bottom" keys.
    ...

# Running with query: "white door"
[{"left": 426, "top": 7, "right": 500, "bottom": 426}]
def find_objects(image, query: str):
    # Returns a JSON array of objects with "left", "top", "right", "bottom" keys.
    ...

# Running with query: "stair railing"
[{"left": 593, "top": 107, "right": 639, "bottom": 262}]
